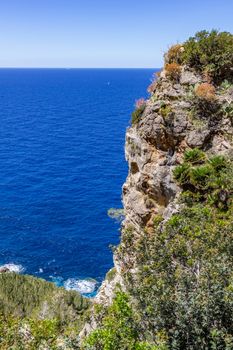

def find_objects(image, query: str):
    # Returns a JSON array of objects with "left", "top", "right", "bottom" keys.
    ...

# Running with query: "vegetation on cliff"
[
  {"left": 165, "top": 30, "right": 233, "bottom": 84},
  {"left": 83, "top": 291, "right": 159, "bottom": 350},
  {"left": 0, "top": 273, "right": 90, "bottom": 349},
  {"left": 128, "top": 158, "right": 233, "bottom": 349},
  {"left": 87, "top": 30, "right": 233, "bottom": 350},
  {"left": 0, "top": 29, "right": 232, "bottom": 349},
  {"left": 132, "top": 29, "right": 233, "bottom": 125},
  {"left": 85, "top": 158, "right": 233, "bottom": 349}
]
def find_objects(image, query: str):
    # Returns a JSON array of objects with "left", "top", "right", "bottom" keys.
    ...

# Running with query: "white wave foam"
[
  {"left": 64, "top": 278, "right": 97, "bottom": 294},
  {"left": 0, "top": 263, "right": 25, "bottom": 273}
]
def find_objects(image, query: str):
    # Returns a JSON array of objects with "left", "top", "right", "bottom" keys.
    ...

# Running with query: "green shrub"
[
  {"left": 108, "top": 152, "right": 232, "bottom": 349},
  {"left": 220, "top": 79, "right": 233, "bottom": 92},
  {"left": 0, "top": 273, "right": 90, "bottom": 328},
  {"left": 83, "top": 291, "right": 164, "bottom": 350},
  {"left": 208, "top": 155, "right": 227, "bottom": 171},
  {"left": 0, "top": 315, "right": 58, "bottom": 349},
  {"left": 190, "top": 164, "right": 213, "bottom": 189},
  {"left": 127, "top": 187, "right": 233, "bottom": 349},
  {"left": 159, "top": 105, "right": 172, "bottom": 118},
  {"left": 173, "top": 152, "right": 233, "bottom": 207},
  {"left": 0, "top": 273, "right": 90, "bottom": 348},
  {"left": 181, "top": 30, "right": 233, "bottom": 84},
  {"left": 173, "top": 163, "right": 191, "bottom": 185},
  {"left": 183, "top": 148, "right": 206, "bottom": 164},
  {"left": 222, "top": 102, "right": 233, "bottom": 120},
  {"left": 132, "top": 105, "right": 146, "bottom": 125}
]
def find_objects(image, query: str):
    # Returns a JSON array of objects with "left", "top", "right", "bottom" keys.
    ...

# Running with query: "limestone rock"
[
  {"left": 180, "top": 69, "right": 201, "bottom": 85},
  {"left": 186, "top": 129, "right": 210, "bottom": 147},
  {"left": 80, "top": 64, "right": 233, "bottom": 341}
]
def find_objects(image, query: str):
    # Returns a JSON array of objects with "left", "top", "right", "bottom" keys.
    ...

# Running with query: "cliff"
[
  {"left": 82, "top": 30, "right": 233, "bottom": 349},
  {"left": 0, "top": 30, "right": 232, "bottom": 350}
]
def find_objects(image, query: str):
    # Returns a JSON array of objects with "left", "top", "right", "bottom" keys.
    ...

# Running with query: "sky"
[{"left": 0, "top": 0, "right": 232, "bottom": 68}]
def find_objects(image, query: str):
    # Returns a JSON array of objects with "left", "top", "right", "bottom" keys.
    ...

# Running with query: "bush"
[
  {"left": 182, "top": 30, "right": 233, "bottom": 84},
  {"left": 133, "top": 202, "right": 233, "bottom": 349},
  {"left": 208, "top": 155, "right": 227, "bottom": 171},
  {"left": 165, "top": 63, "right": 181, "bottom": 81},
  {"left": 0, "top": 315, "right": 60, "bottom": 349},
  {"left": 173, "top": 151, "right": 232, "bottom": 208},
  {"left": 0, "top": 273, "right": 90, "bottom": 348},
  {"left": 123, "top": 154, "right": 233, "bottom": 349},
  {"left": 166, "top": 44, "right": 183, "bottom": 64},
  {"left": 222, "top": 101, "right": 233, "bottom": 120},
  {"left": 173, "top": 163, "right": 191, "bottom": 186},
  {"left": 0, "top": 273, "right": 89, "bottom": 325},
  {"left": 195, "top": 83, "right": 216, "bottom": 101},
  {"left": 148, "top": 72, "right": 160, "bottom": 94},
  {"left": 83, "top": 291, "right": 163, "bottom": 350},
  {"left": 132, "top": 101, "right": 146, "bottom": 125},
  {"left": 192, "top": 83, "right": 220, "bottom": 119},
  {"left": 183, "top": 148, "right": 206, "bottom": 164},
  {"left": 220, "top": 80, "right": 233, "bottom": 92}
]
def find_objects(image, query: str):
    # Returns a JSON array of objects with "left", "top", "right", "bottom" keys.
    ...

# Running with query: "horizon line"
[{"left": 0, "top": 67, "right": 159, "bottom": 70}]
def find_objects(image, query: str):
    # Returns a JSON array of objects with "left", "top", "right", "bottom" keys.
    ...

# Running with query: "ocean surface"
[{"left": 0, "top": 68, "right": 155, "bottom": 295}]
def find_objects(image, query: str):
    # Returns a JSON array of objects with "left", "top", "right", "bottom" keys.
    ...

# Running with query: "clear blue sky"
[{"left": 0, "top": 0, "right": 232, "bottom": 68}]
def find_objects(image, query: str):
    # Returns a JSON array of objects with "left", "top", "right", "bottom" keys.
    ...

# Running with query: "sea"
[{"left": 0, "top": 68, "right": 155, "bottom": 296}]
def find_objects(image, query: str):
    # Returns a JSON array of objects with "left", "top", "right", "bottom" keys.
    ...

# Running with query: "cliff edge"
[{"left": 82, "top": 30, "right": 233, "bottom": 350}]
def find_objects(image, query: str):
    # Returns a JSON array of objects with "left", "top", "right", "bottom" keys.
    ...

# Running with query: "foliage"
[
  {"left": 181, "top": 30, "right": 233, "bottom": 84},
  {"left": 220, "top": 80, "right": 233, "bottom": 93},
  {"left": 147, "top": 71, "right": 162, "bottom": 94},
  {"left": 159, "top": 105, "right": 173, "bottom": 118},
  {"left": 132, "top": 200, "right": 233, "bottom": 349},
  {"left": 191, "top": 88, "right": 221, "bottom": 120},
  {"left": 0, "top": 273, "right": 90, "bottom": 348},
  {"left": 222, "top": 102, "right": 233, "bottom": 120},
  {"left": 165, "top": 63, "right": 181, "bottom": 81},
  {"left": 124, "top": 155, "right": 233, "bottom": 348},
  {"left": 166, "top": 44, "right": 183, "bottom": 64},
  {"left": 173, "top": 151, "right": 232, "bottom": 208},
  {"left": 183, "top": 148, "right": 206, "bottom": 164},
  {"left": 83, "top": 291, "right": 165, "bottom": 350},
  {"left": 195, "top": 83, "right": 216, "bottom": 101},
  {"left": 132, "top": 104, "right": 146, "bottom": 125},
  {"left": 0, "top": 273, "right": 89, "bottom": 323},
  {"left": 107, "top": 148, "right": 233, "bottom": 349},
  {"left": 0, "top": 314, "right": 81, "bottom": 349}
]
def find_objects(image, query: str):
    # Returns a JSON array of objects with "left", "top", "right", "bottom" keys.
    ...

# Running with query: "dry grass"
[
  {"left": 195, "top": 83, "right": 216, "bottom": 101},
  {"left": 165, "top": 63, "right": 182, "bottom": 81}
]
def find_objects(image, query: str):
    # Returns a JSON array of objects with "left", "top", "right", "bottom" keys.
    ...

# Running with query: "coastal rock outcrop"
[{"left": 81, "top": 30, "right": 233, "bottom": 349}]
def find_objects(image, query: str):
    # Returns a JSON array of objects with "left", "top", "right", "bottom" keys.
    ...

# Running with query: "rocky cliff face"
[
  {"left": 123, "top": 66, "right": 233, "bottom": 230},
  {"left": 81, "top": 32, "right": 233, "bottom": 348},
  {"left": 93, "top": 65, "right": 233, "bottom": 310}
]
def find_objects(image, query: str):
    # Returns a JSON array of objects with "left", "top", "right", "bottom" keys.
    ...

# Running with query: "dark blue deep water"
[{"left": 0, "top": 68, "right": 154, "bottom": 294}]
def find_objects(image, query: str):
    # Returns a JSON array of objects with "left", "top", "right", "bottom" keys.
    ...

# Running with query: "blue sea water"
[{"left": 0, "top": 68, "right": 154, "bottom": 294}]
